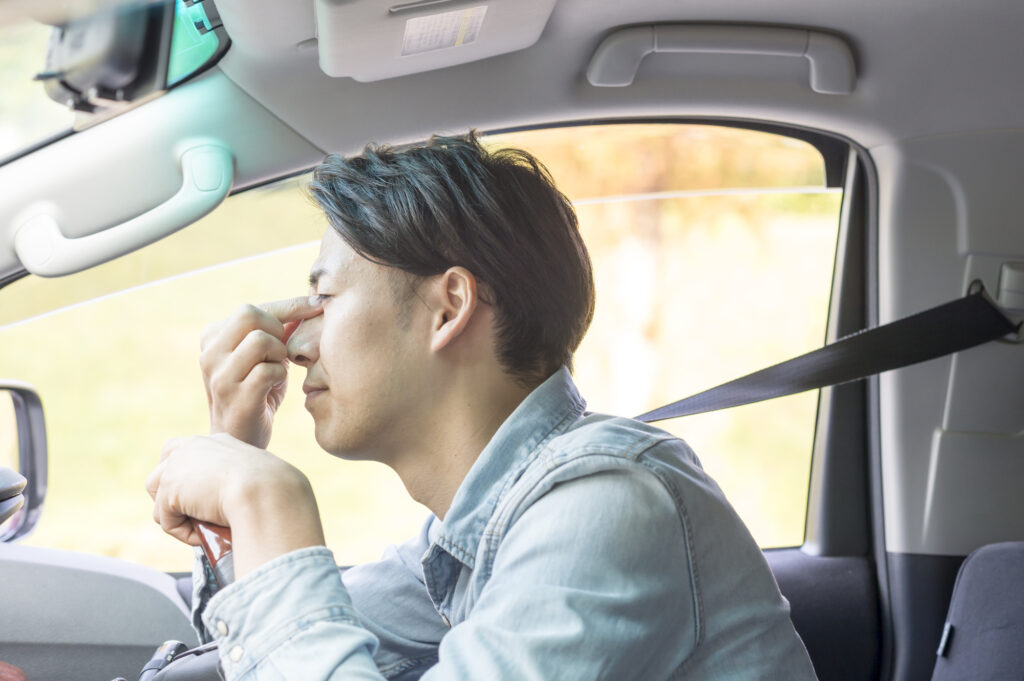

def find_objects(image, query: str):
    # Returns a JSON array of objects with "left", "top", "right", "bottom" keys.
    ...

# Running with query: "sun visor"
[{"left": 315, "top": 0, "right": 558, "bottom": 82}]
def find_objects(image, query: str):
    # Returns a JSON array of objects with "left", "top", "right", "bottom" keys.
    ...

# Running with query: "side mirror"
[{"left": 0, "top": 382, "right": 47, "bottom": 542}]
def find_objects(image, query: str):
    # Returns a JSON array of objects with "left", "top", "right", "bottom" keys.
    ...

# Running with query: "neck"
[{"left": 390, "top": 372, "right": 532, "bottom": 519}]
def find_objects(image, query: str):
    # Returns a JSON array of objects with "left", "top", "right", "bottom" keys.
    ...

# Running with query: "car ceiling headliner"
[
  {"left": 209, "top": 0, "right": 1024, "bottom": 154},
  {"left": 2, "top": 0, "right": 1021, "bottom": 285}
]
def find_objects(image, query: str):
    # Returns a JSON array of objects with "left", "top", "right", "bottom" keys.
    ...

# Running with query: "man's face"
[{"left": 287, "top": 228, "right": 431, "bottom": 461}]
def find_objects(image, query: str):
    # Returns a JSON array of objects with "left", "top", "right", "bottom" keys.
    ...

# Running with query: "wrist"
[
  {"left": 224, "top": 465, "right": 326, "bottom": 579},
  {"left": 209, "top": 414, "right": 269, "bottom": 449}
]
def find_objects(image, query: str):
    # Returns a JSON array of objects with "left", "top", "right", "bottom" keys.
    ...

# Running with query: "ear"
[{"left": 429, "top": 267, "right": 479, "bottom": 353}]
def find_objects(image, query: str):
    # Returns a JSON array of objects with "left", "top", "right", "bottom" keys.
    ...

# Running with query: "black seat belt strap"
[{"left": 636, "top": 285, "right": 1020, "bottom": 423}]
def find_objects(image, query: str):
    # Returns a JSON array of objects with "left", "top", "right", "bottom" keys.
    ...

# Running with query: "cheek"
[
  {"left": 318, "top": 304, "right": 376, "bottom": 371},
  {"left": 317, "top": 313, "right": 348, "bottom": 364}
]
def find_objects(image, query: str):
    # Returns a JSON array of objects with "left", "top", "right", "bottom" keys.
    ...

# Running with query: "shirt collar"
[{"left": 433, "top": 366, "right": 586, "bottom": 569}]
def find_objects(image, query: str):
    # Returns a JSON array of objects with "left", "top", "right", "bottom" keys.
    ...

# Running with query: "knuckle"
[
  {"left": 252, "top": 362, "right": 283, "bottom": 383},
  {"left": 200, "top": 321, "right": 221, "bottom": 347},
  {"left": 247, "top": 329, "right": 276, "bottom": 351},
  {"left": 235, "top": 303, "right": 263, "bottom": 325},
  {"left": 209, "top": 371, "right": 232, "bottom": 399},
  {"left": 269, "top": 364, "right": 288, "bottom": 382},
  {"left": 248, "top": 330, "right": 287, "bottom": 360},
  {"left": 198, "top": 348, "right": 215, "bottom": 372}
]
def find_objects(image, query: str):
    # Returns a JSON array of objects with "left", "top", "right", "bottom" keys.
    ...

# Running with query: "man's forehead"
[
  {"left": 308, "top": 238, "right": 340, "bottom": 286},
  {"left": 308, "top": 230, "right": 369, "bottom": 285}
]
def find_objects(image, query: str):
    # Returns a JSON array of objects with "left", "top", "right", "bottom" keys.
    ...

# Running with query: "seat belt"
[{"left": 636, "top": 283, "right": 1021, "bottom": 423}]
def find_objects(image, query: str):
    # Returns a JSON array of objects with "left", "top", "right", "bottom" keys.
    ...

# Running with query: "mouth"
[{"left": 302, "top": 384, "right": 327, "bottom": 408}]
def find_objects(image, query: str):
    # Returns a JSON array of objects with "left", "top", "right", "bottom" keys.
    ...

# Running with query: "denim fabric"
[{"left": 195, "top": 367, "right": 818, "bottom": 680}]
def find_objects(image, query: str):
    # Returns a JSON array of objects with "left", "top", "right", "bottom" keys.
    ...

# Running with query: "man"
[{"left": 146, "top": 133, "right": 817, "bottom": 680}]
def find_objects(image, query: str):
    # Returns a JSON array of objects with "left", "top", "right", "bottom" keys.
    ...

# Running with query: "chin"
[{"left": 314, "top": 423, "right": 379, "bottom": 462}]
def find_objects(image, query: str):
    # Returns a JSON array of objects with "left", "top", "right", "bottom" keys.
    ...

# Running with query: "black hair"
[{"left": 308, "top": 131, "right": 595, "bottom": 387}]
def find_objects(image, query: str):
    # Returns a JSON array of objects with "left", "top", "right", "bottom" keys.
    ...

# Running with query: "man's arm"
[
  {"left": 190, "top": 516, "right": 448, "bottom": 679},
  {"left": 197, "top": 467, "right": 698, "bottom": 680}
]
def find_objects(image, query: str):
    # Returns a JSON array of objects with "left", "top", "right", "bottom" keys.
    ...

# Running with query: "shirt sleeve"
[
  {"left": 200, "top": 517, "right": 449, "bottom": 681},
  {"left": 201, "top": 546, "right": 382, "bottom": 680},
  {"left": 199, "top": 467, "right": 695, "bottom": 681}
]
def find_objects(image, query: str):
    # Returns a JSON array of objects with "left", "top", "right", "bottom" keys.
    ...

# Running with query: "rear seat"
[
  {"left": 767, "top": 549, "right": 880, "bottom": 681},
  {"left": 930, "top": 541, "right": 1024, "bottom": 680}
]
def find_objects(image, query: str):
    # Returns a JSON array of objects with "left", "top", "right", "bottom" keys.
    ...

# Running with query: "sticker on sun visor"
[{"left": 402, "top": 6, "right": 487, "bottom": 56}]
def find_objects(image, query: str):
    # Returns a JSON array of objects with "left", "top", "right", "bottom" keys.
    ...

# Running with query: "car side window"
[
  {"left": 484, "top": 124, "right": 841, "bottom": 548},
  {"left": 0, "top": 178, "right": 428, "bottom": 571},
  {"left": 0, "top": 122, "right": 841, "bottom": 570}
]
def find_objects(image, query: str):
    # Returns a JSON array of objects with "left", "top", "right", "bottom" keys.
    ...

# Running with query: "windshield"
[
  {"left": 0, "top": 0, "right": 227, "bottom": 164},
  {"left": 0, "top": 19, "right": 76, "bottom": 162}
]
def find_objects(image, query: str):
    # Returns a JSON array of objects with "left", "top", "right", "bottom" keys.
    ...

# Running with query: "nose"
[{"left": 287, "top": 314, "right": 322, "bottom": 366}]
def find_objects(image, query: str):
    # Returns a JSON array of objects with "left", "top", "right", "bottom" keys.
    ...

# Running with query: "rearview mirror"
[
  {"left": 39, "top": 2, "right": 175, "bottom": 113},
  {"left": 38, "top": 0, "right": 229, "bottom": 115},
  {"left": 0, "top": 382, "right": 47, "bottom": 542}
]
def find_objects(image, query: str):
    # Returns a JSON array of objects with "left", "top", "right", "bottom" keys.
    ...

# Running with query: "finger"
[
  {"left": 145, "top": 460, "right": 165, "bottom": 500},
  {"left": 206, "top": 304, "right": 287, "bottom": 362},
  {"left": 242, "top": 361, "right": 288, "bottom": 396},
  {"left": 156, "top": 497, "right": 201, "bottom": 546},
  {"left": 200, "top": 318, "right": 227, "bottom": 350},
  {"left": 160, "top": 437, "right": 183, "bottom": 462},
  {"left": 210, "top": 330, "right": 288, "bottom": 392},
  {"left": 154, "top": 481, "right": 204, "bottom": 545},
  {"left": 260, "top": 296, "right": 324, "bottom": 327},
  {"left": 234, "top": 329, "right": 289, "bottom": 369}
]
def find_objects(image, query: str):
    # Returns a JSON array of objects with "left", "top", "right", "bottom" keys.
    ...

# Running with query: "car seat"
[{"left": 931, "top": 541, "right": 1024, "bottom": 680}]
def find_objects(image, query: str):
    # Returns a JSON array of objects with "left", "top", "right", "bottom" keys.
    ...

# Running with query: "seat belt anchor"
[{"left": 969, "top": 279, "right": 1024, "bottom": 344}]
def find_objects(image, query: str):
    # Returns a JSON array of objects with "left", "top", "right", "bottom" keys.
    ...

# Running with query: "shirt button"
[
  {"left": 216, "top": 620, "right": 229, "bottom": 637},
  {"left": 440, "top": 614, "right": 451, "bottom": 627},
  {"left": 229, "top": 646, "right": 244, "bottom": 663}
]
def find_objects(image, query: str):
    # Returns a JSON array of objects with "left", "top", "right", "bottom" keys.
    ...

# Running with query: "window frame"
[
  {"left": 2, "top": 115, "right": 877, "bottom": 565},
  {"left": 484, "top": 120, "right": 888, "bottom": 678},
  {"left": 488, "top": 116, "right": 865, "bottom": 551}
]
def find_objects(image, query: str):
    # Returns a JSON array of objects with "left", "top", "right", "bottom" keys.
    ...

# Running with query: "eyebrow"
[{"left": 308, "top": 268, "right": 327, "bottom": 289}]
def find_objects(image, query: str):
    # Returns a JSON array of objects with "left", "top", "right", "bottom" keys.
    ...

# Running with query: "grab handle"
[
  {"left": 13, "top": 143, "right": 233, "bottom": 277},
  {"left": 586, "top": 24, "right": 856, "bottom": 95}
]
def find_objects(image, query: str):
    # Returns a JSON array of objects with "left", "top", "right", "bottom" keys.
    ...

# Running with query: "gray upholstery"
[{"left": 931, "top": 541, "right": 1024, "bottom": 681}]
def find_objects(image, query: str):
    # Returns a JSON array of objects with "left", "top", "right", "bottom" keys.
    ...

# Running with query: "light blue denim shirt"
[{"left": 193, "top": 367, "right": 817, "bottom": 680}]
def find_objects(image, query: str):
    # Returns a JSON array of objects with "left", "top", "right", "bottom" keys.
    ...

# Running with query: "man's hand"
[
  {"left": 146, "top": 433, "right": 326, "bottom": 579},
  {"left": 200, "top": 298, "right": 322, "bottom": 448}
]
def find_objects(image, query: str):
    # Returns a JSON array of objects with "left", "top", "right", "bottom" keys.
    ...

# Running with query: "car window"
[
  {"left": 167, "top": 0, "right": 226, "bottom": 86},
  {"left": 0, "top": 0, "right": 227, "bottom": 166},
  {"left": 0, "top": 19, "right": 76, "bottom": 162},
  {"left": 0, "top": 123, "right": 841, "bottom": 570},
  {"left": 489, "top": 124, "right": 841, "bottom": 549}
]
